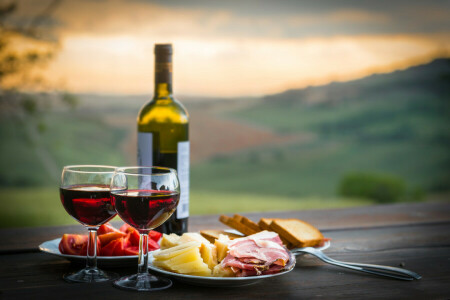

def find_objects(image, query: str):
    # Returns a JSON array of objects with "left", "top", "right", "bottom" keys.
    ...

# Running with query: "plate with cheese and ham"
[{"left": 147, "top": 215, "right": 330, "bottom": 287}]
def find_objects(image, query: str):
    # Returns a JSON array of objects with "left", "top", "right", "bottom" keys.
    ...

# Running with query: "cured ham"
[{"left": 221, "top": 231, "right": 290, "bottom": 277}]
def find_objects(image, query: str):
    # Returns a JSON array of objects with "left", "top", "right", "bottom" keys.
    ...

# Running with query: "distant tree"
[
  {"left": 337, "top": 172, "right": 407, "bottom": 203},
  {"left": 0, "top": 1, "right": 61, "bottom": 91},
  {"left": 0, "top": 0, "right": 76, "bottom": 181}
]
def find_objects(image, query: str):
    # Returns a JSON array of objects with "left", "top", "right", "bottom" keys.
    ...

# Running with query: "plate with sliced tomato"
[{"left": 38, "top": 223, "right": 162, "bottom": 268}]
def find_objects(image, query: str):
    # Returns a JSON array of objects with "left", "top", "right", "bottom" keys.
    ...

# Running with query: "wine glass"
[
  {"left": 111, "top": 166, "right": 180, "bottom": 291},
  {"left": 60, "top": 165, "right": 118, "bottom": 283}
]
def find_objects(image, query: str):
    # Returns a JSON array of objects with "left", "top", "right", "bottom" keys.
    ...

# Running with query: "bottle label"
[
  {"left": 177, "top": 141, "right": 189, "bottom": 219},
  {"left": 155, "top": 62, "right": 172, "bottom": 85},
  {"left": 137, "top": 132, "right": 153, "bottom": 167}
]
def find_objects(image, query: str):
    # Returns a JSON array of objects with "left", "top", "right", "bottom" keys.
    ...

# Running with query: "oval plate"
[
  {"left": 147, "top": 241, "right": 330, "bottom": 287},
  {"left": 39, "top": 238, "right": 138, "bottom": 268}
]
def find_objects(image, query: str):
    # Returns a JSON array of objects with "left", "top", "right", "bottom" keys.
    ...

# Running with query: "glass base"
[
  {"left": 63, "top": 267, "right": 119, "bottom": 283},
  {"left": 113, "top": 273, "right": 172, "bottom": 291}
]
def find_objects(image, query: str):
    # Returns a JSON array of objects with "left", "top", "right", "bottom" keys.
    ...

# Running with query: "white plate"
[
  {"left": 39, "top": 238, "right": 138, "bottom": 268},
  {"left": 147, "top": 241, "right": 331, "bottom": 287}
]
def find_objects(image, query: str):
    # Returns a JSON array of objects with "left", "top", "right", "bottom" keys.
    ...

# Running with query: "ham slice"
[
  {"left": 229, "top": 231, "right": 283, "bottom": 248},
  {"left": 221, "top": 231, "right": 290, "bottom": 277},
  {"left": 233, "top": 263, "right": 286, "bottom": 277}
]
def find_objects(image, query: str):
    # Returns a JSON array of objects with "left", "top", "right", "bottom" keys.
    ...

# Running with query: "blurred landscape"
[
  {"left": 1, "top": 0, "right": 449, "bottom": 228},
  {"left": 1, "top": 58, "right": 449, "bottom": 228}
]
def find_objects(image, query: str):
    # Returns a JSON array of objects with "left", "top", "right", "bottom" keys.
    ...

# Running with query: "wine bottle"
[{"left": 137, "top": 44, "right": 189, "bottom": 235}]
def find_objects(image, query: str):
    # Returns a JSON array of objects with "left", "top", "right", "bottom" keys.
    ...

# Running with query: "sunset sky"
[{"left": 10, "top": 0, "right": 450, "bottom": 97}]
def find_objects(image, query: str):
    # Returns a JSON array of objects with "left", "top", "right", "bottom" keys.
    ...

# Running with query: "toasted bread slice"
[
  {"left": 258, "top": 218, "right": 279, "bottom": 231},
  {"left": 219, "top": 215, "right": 258, "bottom": 236},
  {"left": 270, "top": 219, "right": 323, "bottom": 247},
  {"left": 258, "top": 218, "right": 293, "bottom": 248},
  {"left": 233, "top": 214, "right": 244, "bottom": 223},
  {"left": 200, "top": 230, "right": 242, "bottom": 243},
  {"left": 240, "top": 216, "right": 261, "bottom": 232}
]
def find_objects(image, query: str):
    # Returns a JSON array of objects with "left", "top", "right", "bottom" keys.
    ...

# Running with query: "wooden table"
[{"left": 1, "top": 202, "right": 449, "bottom": 299}]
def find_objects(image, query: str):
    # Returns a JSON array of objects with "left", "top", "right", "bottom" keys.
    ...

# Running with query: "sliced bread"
[
  {"left": 270, "top": 219, "right": 324, "bottom": 247},
  {"left": 219, "top": 215, "right": 258, "bottom": 236},
  {"left": 240, "top": 216, "right": 261, "bottom": 232}
]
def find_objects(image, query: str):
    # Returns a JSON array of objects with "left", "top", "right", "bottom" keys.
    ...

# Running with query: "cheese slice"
[{"left": 153, "top": 241, "right": 200, "bottom": 260}]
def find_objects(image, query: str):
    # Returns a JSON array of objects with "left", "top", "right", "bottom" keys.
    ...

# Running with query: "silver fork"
[{"left": 291, "top": 247, "right": 422, "bottom": 281}]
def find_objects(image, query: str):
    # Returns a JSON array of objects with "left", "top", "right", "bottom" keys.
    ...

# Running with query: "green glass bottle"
[{"left": 137, "top": 44, "right": 189, "bottom": 235}]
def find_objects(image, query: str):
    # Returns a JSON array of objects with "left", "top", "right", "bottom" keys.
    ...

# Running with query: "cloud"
[
  {"left": 11, "top": 0, "right": 450, "bottom": 96},
  {"left": 47, "top": 33, "right": 450, "bottom": 96},
  {"left": 288, "top": 10, "right": 390, "bottom": 26},
  {"left": 12, "top": 0, "right": 450, "bottom": 39},
  {"left": 8, "top": 0, "right": 449, "bottom": 44}
]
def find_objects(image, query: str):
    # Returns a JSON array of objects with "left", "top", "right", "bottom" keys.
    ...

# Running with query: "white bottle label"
[
  {"left": 177, "top": 141, "right": 189, "bottom": 219},
  {"left": 137, "top": 132, "right": 153, "bottom": 167}
]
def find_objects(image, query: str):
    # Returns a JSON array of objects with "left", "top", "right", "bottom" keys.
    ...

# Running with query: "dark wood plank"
[
  {"left": 241, "top": 201, "right": 450, "bottom": 231},
  {"left": 1, "top": 202, "right": 449, "bottom": 253},
  {"left": 0, "top": 221, "right": 449, "bottom": 299}
]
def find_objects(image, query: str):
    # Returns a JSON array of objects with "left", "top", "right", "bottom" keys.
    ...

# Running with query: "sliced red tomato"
[
  {"left": 98, "top": 223, "right": 121, "bottom": 235},
  {"left": 112, "top": 238, "right": 125, "bottom": 256},
  {"left": 119, "top": 223, "right": 133, "bottom": 233},
  {"left": 100, "top": 239, "right": 119, "bottom": 256},
  {"left": 149, "top": 230, "right": 162, "bottom": 242},
  {"left": 119, "top": 224, "right": 140, "bottom": 246},
  {"left": 148, "top": 238, "right": 160, "bottom": 251},
  {"left": 58, "top": 223, "right": 161, "bottom": 257},
  {"left": 123, "top": 231, "right": 159, "bottom": 252},
  {"left": 123, "top": 234, "right": 138, "bottom": 256},
  {"left": 123, "top": 246, "right": 139, "bottom": 256},
  {"left": 120, "top": 224, "right": 161, "bottom": 242},
  {"left": 121, "top": 240, "right": 158, "bottom": 256},
  {"left": 59, "top": 240, "right": 64, "bottom": 253},
  {"left": 98, "top": 231, "right": 126, "bottom": 247},
  {"left": 59, "top": 234, "right": 88, "bottom": 256},
  {"left": 82, "top": 239, "right": 102, "bottom": 257},
  {"left": 127, "top": 230, "right": 140, "bottom": 246}
]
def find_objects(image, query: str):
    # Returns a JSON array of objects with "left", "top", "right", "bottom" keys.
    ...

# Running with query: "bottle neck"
[
  {"left": 154, "top": 83, "right": 172, "bottom": 98},
  {"left": 154, "top": 54, "right": 173, "bottom": 99}
]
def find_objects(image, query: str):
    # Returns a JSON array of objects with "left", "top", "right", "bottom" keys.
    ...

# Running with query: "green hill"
[
  {"left": 192, "top": 58, "right": 450, "bottom": 196},
  {"left": 0, "top": 113, "right": 128, "bottom": 187}
]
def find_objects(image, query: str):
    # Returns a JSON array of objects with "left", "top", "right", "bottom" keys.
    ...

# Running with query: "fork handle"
[{"left": 292, "top": 247, "right": 421, "bottom": 281}]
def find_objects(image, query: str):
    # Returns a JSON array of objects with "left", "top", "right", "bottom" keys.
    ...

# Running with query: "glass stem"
[
  {"left": 138, "top": 233, "right": 149, "bottom": 276},
  {"left": 86, "top": 228, "right": 98, "bottom": 271}
]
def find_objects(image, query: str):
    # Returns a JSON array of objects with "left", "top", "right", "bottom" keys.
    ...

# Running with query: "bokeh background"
[{"left": 0, "top": 0, "right": 449, "bottom": 228}]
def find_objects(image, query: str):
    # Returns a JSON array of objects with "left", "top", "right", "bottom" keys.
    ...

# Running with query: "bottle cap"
[{"left": 155, "top": 44, "right": 173, "bottom": 55}]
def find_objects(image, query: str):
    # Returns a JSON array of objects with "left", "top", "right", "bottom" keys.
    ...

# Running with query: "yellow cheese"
[
  {"left": 200, "top": 243, "right": 218, "bottom": 270},
  {"left": 212, "top": 264, "right": 235, "bottom": 277},
  {"left": 160, "top": 233, "right": 181, "bottom": 249},
  {"left": 214, "top": 234, "right": 230, "bottom": 262},
  {"left": 172, "top": 260, "right": 212, "bottom": 276},
  {"left": 154, "top": 247, "right": 201, "bottom": 265},
  {"left": 153, "top": 259, "right": 175, "bottom": 271},
  {"left": 178, "top": 232, "right": 212, "bottom": 245},
  {"left": 153, "top": 241, "right": 200, "bottom": 260}
]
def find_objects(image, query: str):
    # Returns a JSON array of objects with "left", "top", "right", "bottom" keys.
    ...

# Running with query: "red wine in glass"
[
  {"left": 60, "top": 184, "right": 116, "bottom": 226},
  {"left": 60, "top": 165, "right": 118, "bottom": 283},
  {"left": 112, "top": 189, "right": 180, "bottom": 231},
  {"left": 111, "top": 166, "right": 179, "bottom": 291}
]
